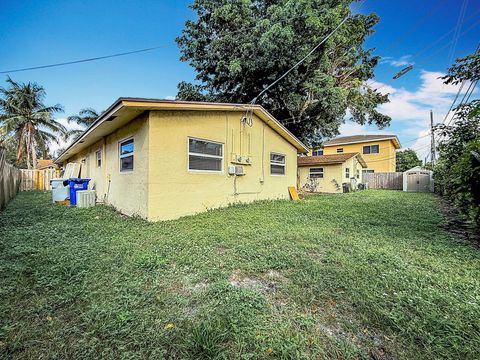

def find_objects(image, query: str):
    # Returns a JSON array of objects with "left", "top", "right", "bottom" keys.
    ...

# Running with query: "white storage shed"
[{"left": 403, "top": 166, "right": 434, "bottom": 192}]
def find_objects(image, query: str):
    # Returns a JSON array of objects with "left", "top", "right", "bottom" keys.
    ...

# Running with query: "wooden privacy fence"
[
  {"left": 0, "top": 149, "right": 21, "bottom": 210},
  {"left": 363, "top": 172, "right": 403, "bottom": 190},
  {"left": 20, "top": 169, "right": 62, "bottom": 191}
]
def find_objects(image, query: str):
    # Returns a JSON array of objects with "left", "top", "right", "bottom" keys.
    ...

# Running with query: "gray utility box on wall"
[{"left": 76, "top": 190, "right": 96, "bottom": 208}]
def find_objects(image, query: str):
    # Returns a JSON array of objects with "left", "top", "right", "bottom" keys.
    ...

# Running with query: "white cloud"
[
  {"left": 164, "top": 95, "right": 176, "bottom": 100},
  {"left": 381, "top": 55, "right": 413, "bottom": 67},
  {"left": 342, "top": 70, "right": 476, "bottom": 161}
]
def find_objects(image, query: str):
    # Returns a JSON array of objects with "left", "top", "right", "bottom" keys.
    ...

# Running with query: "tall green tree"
[
  {"left": 176, "top": 0, "right": 390, "bottom": 145},
  {"left": 436, "top": 51, "right": 480, "bottom": 226},
  {"left": 0, "top": 77, "right": 65, "bottom": 169},
  {"left": 65, "top": 108, "right": 100, "bottom": 141},
  {"left": 396, "top": 149, "right": 422, "bottom": 172}
]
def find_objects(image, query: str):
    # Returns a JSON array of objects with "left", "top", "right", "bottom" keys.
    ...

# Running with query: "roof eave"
[{"left": 55, "top": 99, "right": 309, "bottom": 163}]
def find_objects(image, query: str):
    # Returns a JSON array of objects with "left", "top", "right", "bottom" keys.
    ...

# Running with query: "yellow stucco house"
[
  {"left": 55, "top": 98, "right": 308, "bottom": 221},
  {"left": 298, "top": 153, "right": 367, "bottom": 193},
  {"left": 312, "top": 135, "right": 401, "bottom": 173}
]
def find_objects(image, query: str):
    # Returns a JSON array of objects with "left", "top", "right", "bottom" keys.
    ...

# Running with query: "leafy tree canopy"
[
  {"left": 396, "top": 149, "right": 422, "bottom": 172},
  {"left": 436, "top": 50, "right": 480, "bottom": 225},
  {"left": 176, "top": 0, "right": 390, "bottom": 145},
  {"left": 0, "top": 77, "right": 65, "bottom": 169}
]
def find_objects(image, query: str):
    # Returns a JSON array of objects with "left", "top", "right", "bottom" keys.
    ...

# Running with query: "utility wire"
[
  {"left": 251, "top": 15, "right": 349, "bottom": 104},
  {"left": 365, "top": 9, "right": 480, "bottom": 91},
  {"left": 443, "top": 43, "right": 480, "bottom": 126},
  {"left": 379, "top": 0, "right": 449, "bottom": 54},
  {"left": 0, "top": 9, "right": 332, "bottom": 74},
  {"left": 448, "top": 0, "right": 469, "bottom": 65},
  {"left": 0, "top": 45, "right": 173, "bottom": 74}
]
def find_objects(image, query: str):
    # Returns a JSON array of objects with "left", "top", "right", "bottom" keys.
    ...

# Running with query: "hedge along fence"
[{"left": 0, "top": 149, "right": 21, "bottom": 210}]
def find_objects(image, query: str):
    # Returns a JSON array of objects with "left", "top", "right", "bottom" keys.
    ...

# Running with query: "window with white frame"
[
  {"left": 188, "top": 138, "right": 223, "bottom": 172},
  {"left": 95, "top": 150, "right": 102, "bottom": 167},
  {"left": 345, "top": 167, "right": 350, "bottom": 178},
  {"left": 119, "top": 138, "right": 134, "bottom": 172},
  {"left": 363, "top": 145, "right": 379, "bottom": 154},
  {"left": 312, "top": 149, "right": 323, "bottom": 156},
  {"left": 310, "top": 167, "right": 324, "bottom": 178},
  {"left": 362, "top": 169, "right": 374, "bottom": 174},
  {"left": 336, "top": 148, "right": 344, "bottom": 153},
  {"left": 270, "top": 153, "right": 286, "bottom": 175}
]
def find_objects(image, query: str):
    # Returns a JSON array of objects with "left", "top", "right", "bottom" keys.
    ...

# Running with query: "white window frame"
[
  {"left": 119, "top": 137, "right": 134, "bottom": 173},
  {"left": 363, "top": 169, "right": 375, "bottom": 174},
  {"left": 270, "top": 152, "right": 286, "bottom": 176},
  {"left": 345, "top": 167, "right": 350, "bottom": 178},
  {"left": 95, "top": 149, "right": 102, "bottom": 168},
  {"left": 187, "top": 137, "right": 224, "bottom": 173},
  {"left": 336, "top": 148, "right": 344, "bottom": 153},
  {"left": 309, "top": 167, "right": 324, "bottom": 179},
  {"left": 312, "top": 149, "right": 323, "bottom": 156}
]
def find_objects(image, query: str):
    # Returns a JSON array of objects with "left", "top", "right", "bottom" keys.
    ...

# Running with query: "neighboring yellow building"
[
  {"left": 316, "top": 135, "right": 401, "bottom": 173},
  {"left": 55, "top": 98, "right": 308, "bottom": 221},
  {"left": 297, "top": 153, "right": 367, "bottom": 193}
]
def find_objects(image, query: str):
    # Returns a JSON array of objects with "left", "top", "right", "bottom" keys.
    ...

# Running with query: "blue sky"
[{"left": 1, "top": 0, "right": 478, "bottom": 159}]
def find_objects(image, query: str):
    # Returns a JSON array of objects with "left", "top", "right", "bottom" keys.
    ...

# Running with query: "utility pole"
[{"left": 430, "top": 110, "right": 436, "bottom": 167}]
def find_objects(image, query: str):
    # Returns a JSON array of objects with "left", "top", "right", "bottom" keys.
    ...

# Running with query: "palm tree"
[
  {"left": 0, "top": 77, "right": 66, "bottom": 169},
  {"left": 65, "top": 108, "right": 100, "bottom": 140}
]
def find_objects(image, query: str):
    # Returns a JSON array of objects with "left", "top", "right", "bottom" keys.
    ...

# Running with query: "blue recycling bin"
[{"left": 68, "top": 178, "right": 91, "bottom": 206}]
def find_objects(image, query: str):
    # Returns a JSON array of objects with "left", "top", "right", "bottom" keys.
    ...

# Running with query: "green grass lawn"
[{"left": 0, "top": 191, "right": 479, "bottom": 359}]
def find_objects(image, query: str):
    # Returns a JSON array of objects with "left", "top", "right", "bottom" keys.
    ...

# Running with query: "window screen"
[
  {"left": 270, "top": 153, "right": 286, "bottom": 175},
  {"left": 96, "top": 150, "right": 102, "bottom": 167},
  {"left": 188, "top": 138, "right": 223, "bottom": 172},
  {"left": 363, "top": 145, "right": 379, "bottom": 154},
  {"left": 310, "top": 167, "right": 324, "bottom": 178},
  {"left": 119, "top": 138, "right": 134, "bottom": 172}
]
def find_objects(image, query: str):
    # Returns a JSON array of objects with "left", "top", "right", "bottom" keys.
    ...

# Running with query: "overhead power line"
[
  {"left": 0, "top": 9, "right": 332, "bottom": 74},
  {"left": 251, "top": 15, "right": 349, "bottom": 104},
  {"left": 448, "top": 0, "right": 469, "bottom": 65},
  {"left": 0, "top": 45, "right": 173, "bottom": 74}
]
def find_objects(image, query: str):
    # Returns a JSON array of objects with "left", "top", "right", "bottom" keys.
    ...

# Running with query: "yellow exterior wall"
[
  {"left": 63, "top": 113, "right": 149, "bottom": 217},
  {"left": 298, "top": 156, "right": 364, "bottom": 193},
  {"left": 298, "top": 164, "right": 343, "bottom": 193},
  {"left": 64, "top": 110, "right": 298, "bottom": 221},
  {"left": 323, "top": 139, "right": 397, "bottom": 172},
  {"left": 147, "top": 110, "right": 298, "bottom": 221}
]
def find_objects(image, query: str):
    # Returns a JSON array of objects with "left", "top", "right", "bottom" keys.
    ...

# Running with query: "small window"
[
  {"left": 362, "top": 169, "right": 375, "bottom": 174},
  {"left": 95, "top": 150, "right": 102, "bottom": 167},
  {"left": 336, "top": 148, "right": 344, "bottom": 153},
  {"left": 363, "top": 145, "right": 379, "bottom": 154},
  {"left": 345, "top": 167, "right": 350, "bottom": 178},
  {"left": 356, "top": 170, "right": 360, "bottom": 179},
  {"left": 310, "top": 167, "right": 324, "bottom": 178},
  {"left": 119, "top": 138, "right": 134, "bottom": 172},
  {"left": 312, "top": 149, "right": 323, "bottom": 156},
  {"left": 270, "top": 153, "right": 286, "bottom": 175},
  {"left": 188, "top": 138, "right": 223, "bottom": 172}
]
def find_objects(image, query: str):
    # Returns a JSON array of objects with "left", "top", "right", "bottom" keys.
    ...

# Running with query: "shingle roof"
[
  {"left": 298, "top": 153, "right": 367, "bottom": 167},
  {"left": 322, "top": 134, "right": 401, "bottom": 148},
  {"left": 36, "top": 159, "right": 55, "bottom": 169},
  {"left": 55, "top": 98, "right": 309, "bottom": 163}
]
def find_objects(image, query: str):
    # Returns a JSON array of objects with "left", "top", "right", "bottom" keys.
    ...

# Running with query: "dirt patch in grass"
[{"left": 228, "top": 269, "right": 288, "bottom": 294}]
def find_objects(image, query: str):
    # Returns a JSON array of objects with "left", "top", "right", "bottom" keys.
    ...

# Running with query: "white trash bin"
[{"left": 50, "top": 179, "right": 69, "bottom": 203}]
